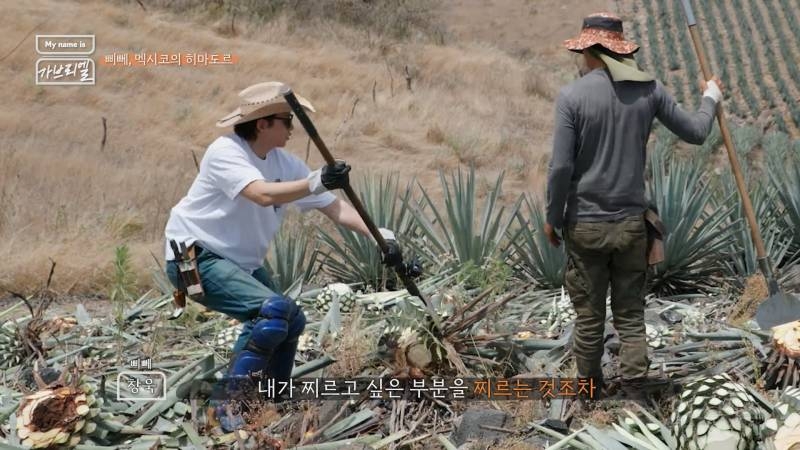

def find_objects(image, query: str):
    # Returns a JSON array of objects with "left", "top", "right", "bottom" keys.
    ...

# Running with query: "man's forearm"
[
  {"left": 338, "top": 204, "right": 371, "bottom": 237},
  {"left": 252, "top": 180, "right": 313, "bottom": 206},
  {"left": 547, "top": 93, "right": 576, "bottom": 228},
  {"left": 321, "top": 199, "right": 371, "bottom": 237},
  {"left": 546, "top": 168, "right": 572, "bottom": 228}
]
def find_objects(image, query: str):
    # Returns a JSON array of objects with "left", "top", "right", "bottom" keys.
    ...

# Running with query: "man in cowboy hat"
[
  {"left": 164, "top": 81, "right": 405, "bottom": 429},
  {"left": 544, "top": 13, "right": 723, "bottom": 399}
]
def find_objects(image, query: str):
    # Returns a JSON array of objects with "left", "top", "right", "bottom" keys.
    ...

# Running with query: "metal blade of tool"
[{"left": 679, "top": 0, "right": 800, "bottom": 329}]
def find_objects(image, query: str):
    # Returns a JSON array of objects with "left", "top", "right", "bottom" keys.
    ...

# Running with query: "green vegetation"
[
  {"left": 258, "top": 126, "right": 799, "bottom": 300},
  {"left": 506, "top": 194, "right": 566, "bottom": 289},
  {"left": 314, "top": 173, "right": 418, "bottom": 290},
  {"left": 640, "top": 0, "right": 800, "bottom": 131},
  {"left": 110, "top": 244, "right": 137, "bottom": 326},
  {"left": 264, "top": 226, "right": 319, "bottom": 295}
]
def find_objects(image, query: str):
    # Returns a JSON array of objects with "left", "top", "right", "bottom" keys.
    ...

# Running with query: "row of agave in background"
[{"left": 267, "top": 124, "right": 800, "bottom": 300}]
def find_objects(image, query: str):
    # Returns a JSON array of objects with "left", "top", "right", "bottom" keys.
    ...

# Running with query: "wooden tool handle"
[
  {"left": 680, "top": 0, "right": 768, "bottom": 260},
  {"left": 282, "top": 88, "right": 432, "bottom": 310}
]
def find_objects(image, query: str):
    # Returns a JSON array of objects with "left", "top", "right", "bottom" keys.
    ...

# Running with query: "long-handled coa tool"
[
  {"left": 281, "top": 87, "right": 441, "bottom": 333},
  {"left": 680, "top": 0, "right": 800, "bottom": 329}
]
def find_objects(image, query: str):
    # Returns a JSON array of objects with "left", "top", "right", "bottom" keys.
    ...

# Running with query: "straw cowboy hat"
[
  {"left": 216, "top": 81, "right": 315, "bottom": 128},
  {"left": 564, "top": 12, "right": 653, "bottom": 82},
  {"left": 563, "top": 12, "right": 639, "bottom": 55}
]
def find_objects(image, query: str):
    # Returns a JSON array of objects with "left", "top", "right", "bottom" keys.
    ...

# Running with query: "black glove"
[
  {"left": 399, "top": 255, "right": 424, "bottom": 279},
  {"left": 321, "top": 161, "right": 351, "bottom": 191},
  {"left": 379, "top": 228, "right": 403, "bottom": 267}
]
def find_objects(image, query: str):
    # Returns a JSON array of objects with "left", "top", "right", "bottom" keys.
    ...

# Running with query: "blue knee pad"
[
  {"left": 269, "top": 307, "right": 306, "bottom": 383},
  {"left": 228, "top": 296, "right": 305, "bottom": 384}
]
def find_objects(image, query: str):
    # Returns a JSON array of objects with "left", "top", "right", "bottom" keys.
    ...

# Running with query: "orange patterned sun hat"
[{"left": 563, "top": 12, "right": 639, "bottom": 55}]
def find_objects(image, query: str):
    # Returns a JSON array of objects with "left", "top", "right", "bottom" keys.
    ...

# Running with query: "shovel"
[
  {"left": 280, "top": 87, "right": 443, "bottom": 335},
  {"left": 680, "top": 0, "right": 800, "bottom": 329}
]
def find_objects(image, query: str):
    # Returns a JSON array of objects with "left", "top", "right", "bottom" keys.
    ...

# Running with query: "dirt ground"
[{"left": 441, "top": 0, "right": 613, "bottom": 57}]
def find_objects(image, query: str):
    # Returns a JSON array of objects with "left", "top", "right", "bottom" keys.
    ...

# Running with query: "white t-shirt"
[{"left": 164, "top": 133, "right": 335, "bottom": 271}]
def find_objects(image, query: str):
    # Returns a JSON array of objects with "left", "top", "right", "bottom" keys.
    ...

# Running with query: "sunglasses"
[{"left": 268, "top": 113, "right": 293, "bottom": 128}]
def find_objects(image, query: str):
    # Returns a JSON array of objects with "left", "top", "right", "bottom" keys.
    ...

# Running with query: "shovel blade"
[{"left": 755, "top": 292, "right": 800, "bottom": 330}]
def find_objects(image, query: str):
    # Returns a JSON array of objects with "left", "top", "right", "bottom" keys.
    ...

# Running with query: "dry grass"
[
  {"left": 484, "top": 438, "right": 542, "bottom": 450},
  {"left": 727, "top": 273, "right": 769, "bottom": 326},
  {"left": 0, "top": 0, "right": 608, "bottom": 295},
  {"left": 325, "top": 312, "right": 375, "bottom": 378}
]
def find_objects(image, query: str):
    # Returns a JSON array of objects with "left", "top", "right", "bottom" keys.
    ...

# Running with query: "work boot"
[
  {"left": 621, "top": 380, "right": 648, "bottom": 404},
  {"left": 574, "top": 375, "right": 605, "bottom": 409},
  {"left": 621, "top": 376, "right": 674, "bottom": 404}
]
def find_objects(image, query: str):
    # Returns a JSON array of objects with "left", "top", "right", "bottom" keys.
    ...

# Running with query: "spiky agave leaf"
[
  {"left": 506, "top": 193, "right": 566, "bottom": 289},
  {"left": 314, "top": 172, "right": 418, "bottom": 289},
  {"left": 731, "top": 125, "right": 762, "bottom": 164},
  {"left": 650, "top": 321, "right": 768, "bottom": 383},
  {"left": 264, "top": 220, "right": 319, "bottom": 296},
  {"left": 713, "top": 170, "right": 794, "bottom": 286},
  {"left": 670, "top": 373, "right": 766, "bottom": 450},
  {"left": 647, "top": 150, "right": 738, "bottom": 296},
  {"left": 566, "top": 404, "right": 675, "bottom": 449},
  {"left": 407, "top": 166, "right": 518, "bottom": 273},
  {"left": 770, "top": 160, "right": 800, "bottom": 262},
  {"left": 762, "top": 131, "right": 794, "bottom": 171}
]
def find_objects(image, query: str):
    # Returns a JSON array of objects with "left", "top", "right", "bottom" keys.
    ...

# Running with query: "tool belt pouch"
[
  {"left": 172, "top": 290, "right": 186, "bottom": 309},
  {"left": 170, "top": 240, "right": 205, "bottom": 302},
  {"left": 644, "top": 208, "right": 666, "bottom": 266}
]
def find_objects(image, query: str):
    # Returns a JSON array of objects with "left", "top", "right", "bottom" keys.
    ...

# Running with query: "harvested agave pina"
[
  {"left": 0, "top": 324, "right": 24, "bottom": 368},
  {"left": 314, "top": 283, "right": 356, "bottom": 313},
  {"left": 214, "top": 323, "right": 243, "bottom": 348},
  {"left": 670, "top": 373, "right": 765, "bottom": 450},
  {"left": 16, "top": 370, "right": 101, "bottom": 449},
  {"left": 763, "top": 386, "right": 800, "bottom": 450},
  {"left": 646, "top": 323, "right": 667, "bottom": 349},
  {"left": 763, "top": 320, "right": 800, "bottom": 390}
]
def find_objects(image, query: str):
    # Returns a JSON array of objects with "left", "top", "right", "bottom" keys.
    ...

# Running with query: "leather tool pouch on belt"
[
  {"left": 169, "top": 240, "right": 205, "bottom": 308},
  {"left": 644, "top": 208, "right": 666, "bottom": 266}
]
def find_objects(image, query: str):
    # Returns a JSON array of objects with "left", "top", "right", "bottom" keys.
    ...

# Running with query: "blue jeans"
[{"left": 166, "top": 246, "right": 278, "bottom": 353}]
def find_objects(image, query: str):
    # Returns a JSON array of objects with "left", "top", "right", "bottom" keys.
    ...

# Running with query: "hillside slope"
[{"left": 0, "top": 0, "right": 688, "bottom": 293}]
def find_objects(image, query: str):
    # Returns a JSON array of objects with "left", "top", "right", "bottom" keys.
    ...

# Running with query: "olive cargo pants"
[{"left": 564, "top": 215, "right": 650, "bottom": 380}]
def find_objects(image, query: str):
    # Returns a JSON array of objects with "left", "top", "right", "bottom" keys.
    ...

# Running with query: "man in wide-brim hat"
[
  {"left": 544, "top": 13, "right": 723, "bottom": 400},
  {"left": 163, "top": 81, "right": 407, "bottom": 430}
]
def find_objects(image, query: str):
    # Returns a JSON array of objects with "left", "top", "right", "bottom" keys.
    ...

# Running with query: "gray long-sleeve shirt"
[{"left": 546, "top": 68, "right": 717, "bottom": 228}]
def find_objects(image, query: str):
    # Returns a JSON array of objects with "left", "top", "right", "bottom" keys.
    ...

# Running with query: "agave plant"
[
  {"left": 15, "top": 367, "right": 141, "bottom": 449},
  {"left": 506, "top": 193, "right": 566, "bottom": 289},
  {"left": 698, "top": 123, "right": 723, "bottom": 161},
  {"left": 647, "top": 149, "right": 738, "bottom": 296},
  {"left": 762, "top": 131, "right": 794, "bottom": 170},
  {"left": 771, "top": 162, "right": 800, "bottom": 263},
  {"left": 407, "top": 166, "right": 518, "bottom": 282},
  {"left": 731, "top": 125, "right": 763, "bottom": 164},
  {"left": 670, "top": 373, "right": 766, "bottom": 450},
  {"left": 314, "top": 172, "right": 419, "bottom": 290},
  {"left": 264, "top": 220, "right": 319, "bottom": 295},
  {"left": 715, "top": 171, "right": 795, "bottom": 285}
]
